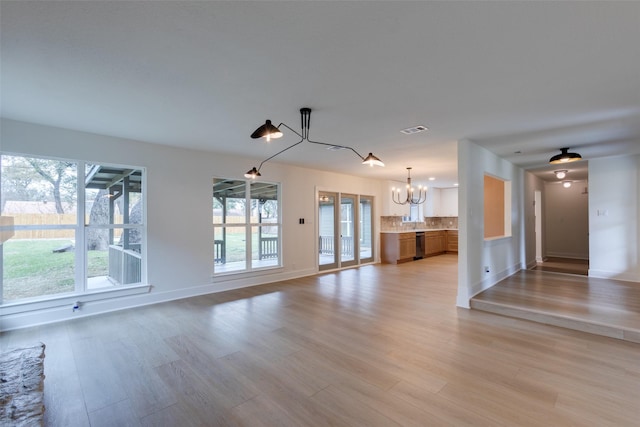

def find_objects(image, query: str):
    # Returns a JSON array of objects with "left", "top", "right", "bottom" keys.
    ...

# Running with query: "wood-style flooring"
[
  {"left": 1, "top": 255, "right": 639, "bottom": 426},
  {"left": 471, "top": 269, "right": 640, "bottom": 344},
  {"left": 531, "top": 257, "right": 589, "bottom": 276}
]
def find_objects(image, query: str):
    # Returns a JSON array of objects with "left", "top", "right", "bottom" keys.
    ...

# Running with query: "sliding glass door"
[{"left": 318, "top": 191, "right": 374, "bottom": 271}]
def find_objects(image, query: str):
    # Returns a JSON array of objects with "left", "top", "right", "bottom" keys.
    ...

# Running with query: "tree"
[
  {"left": 27, "top": 159, "right": 75, "bottom": 214},
  {"left": 86, "top": 189, "right": 110, "bottom": 250}
]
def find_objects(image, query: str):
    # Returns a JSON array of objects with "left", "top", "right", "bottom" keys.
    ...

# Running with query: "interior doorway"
[{"left": 530, "top": 171, "right": 589, "bottom": 276}]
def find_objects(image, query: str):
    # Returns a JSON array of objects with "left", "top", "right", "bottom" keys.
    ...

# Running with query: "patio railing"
[
  {"left": 319, "top": 236, "right": 354, "bottom": 256},
  {"left": 108, "top": 244, "right": 142, "bottom": 285}
]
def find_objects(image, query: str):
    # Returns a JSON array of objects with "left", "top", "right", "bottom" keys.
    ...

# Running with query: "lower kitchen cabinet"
[
  {"left": 425, "top": 231, "right": 446, "bottom": 256},
  {"left": 446, "top": 230, "right": 458, "bottom": 253},
  {"left": 381, "top": 232, "right": 416, "bottom": 264}
]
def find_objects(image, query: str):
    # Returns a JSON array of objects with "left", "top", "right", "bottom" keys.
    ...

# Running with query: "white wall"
[
  {"left": 457, "top": 140, "right": 525, "bottom": 308},
  {"left": 543, "top": 180, "right": 589, "bottom": 259},
  {"left": 523, "top": 172, "right": 545, "bottom": 268},
  {"left": 0, "top": 119, "right": 386, "bottom": 329},
  {"left": 588, "top": 154, "right": 640, "bottom": 281}
]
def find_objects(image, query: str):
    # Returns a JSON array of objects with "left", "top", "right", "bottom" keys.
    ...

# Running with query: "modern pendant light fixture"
[
  {"left": 549, "top": 147, "right": 582, "bottom": 164},
  {"left": 392, "top": 167, "right": 426, "bottom": 205},
  {"left": 250, "top": 120, "right": 283, "bottom": 141},
  {"left": 245, "top": 108, "right": 384, "bottom": 178},
  {"left": 243, "top": 167, "right": 261, "bottom": 179}
]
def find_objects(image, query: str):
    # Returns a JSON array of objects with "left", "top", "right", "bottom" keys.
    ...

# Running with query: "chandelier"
[
  {"left": 392, "top": 167, "right": 426, "bottom": 205},
  {"left": 245, "top": 108, "right": 384, "bottom": 178}
]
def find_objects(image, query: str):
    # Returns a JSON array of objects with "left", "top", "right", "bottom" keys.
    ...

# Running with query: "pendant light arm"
[
  {"left": 256, "top": 138, "right": 304, "bottom": 172},
  {"left": 307, "top": 138, "right": 366, "bottom": 161},
  {"left": 275, "top": 122, "right": 303, "bottom": 139}
]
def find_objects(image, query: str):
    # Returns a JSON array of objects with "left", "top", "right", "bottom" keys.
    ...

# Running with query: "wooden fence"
[{"left": 3, "top": 214, "right": 123, "bottom": 239}]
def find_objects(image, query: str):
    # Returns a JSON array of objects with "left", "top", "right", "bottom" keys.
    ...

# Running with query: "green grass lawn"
[{"left": 2, "top": 239, "right": 108, "bottom": 301}]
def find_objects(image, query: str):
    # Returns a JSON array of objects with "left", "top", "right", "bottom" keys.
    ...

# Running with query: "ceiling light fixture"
[
  {"left": 392, "top": 167, "right": 426, "bottom": 205},
  {"left": 549, "top": 147, "right": 582, "bottom": 164},
  {"left": 563, "top": 181, "right": 572, "bottom": 188},
  {"left": 245, "top": 108, "right": 384, "bottom": 178},
  {"left": 554, "top": 170, "right": 568, "bottom": 179}
]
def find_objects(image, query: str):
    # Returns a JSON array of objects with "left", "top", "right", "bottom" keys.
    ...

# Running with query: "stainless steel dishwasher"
[{"left": 415, "top": 231, "right": 425, "bottom": 260}]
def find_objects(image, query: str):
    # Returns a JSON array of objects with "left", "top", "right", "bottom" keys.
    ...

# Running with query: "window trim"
[
  {"left": 1, "top": 153, "right": 147, "bottom": 305},
  {"left": 212, "top": 178, "right": 282, "bottom": 276}
]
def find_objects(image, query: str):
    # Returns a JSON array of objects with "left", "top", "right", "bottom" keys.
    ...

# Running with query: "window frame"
[
  {"left": 213, "top": 177, "right": 281, "bottom": 276},
  {"left": 0, "top": 152, "right": 147, "bottom": 305}
]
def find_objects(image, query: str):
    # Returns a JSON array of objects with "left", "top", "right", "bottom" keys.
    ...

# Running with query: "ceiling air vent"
[{"left": 400, "top": 125, "right": 429, "bottom": 135}]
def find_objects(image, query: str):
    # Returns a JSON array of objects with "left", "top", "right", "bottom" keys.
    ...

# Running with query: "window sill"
[{"left": 1, "top": 284, "right": 151, "bottom": 316}]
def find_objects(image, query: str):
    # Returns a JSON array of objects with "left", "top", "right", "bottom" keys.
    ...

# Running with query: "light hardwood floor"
[
  {"left": 1, "top": 254, "right": 639, "bottom": 426},
  {"left": 471, "top": 268, "right": 640, "bottom": 343}
]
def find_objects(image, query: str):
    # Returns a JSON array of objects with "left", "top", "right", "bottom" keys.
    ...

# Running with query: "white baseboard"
[
  {"left": 1, "top": 267, "right": 318, "bottom": 331},
  {"left": 468, "top": 263, "right": 522, "bottom": 301},
  {"left": 588, "top": 269, "right": 640, "bottom": 283}
]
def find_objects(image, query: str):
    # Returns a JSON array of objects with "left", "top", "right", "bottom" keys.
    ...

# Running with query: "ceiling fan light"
[
  {"left": 362, "top": 152, "right": 385, "bottom": 167},
  {"left": 549, "top": 147, "right": 582, "bottom": 164},
  {"left": 250, "top": 120, "right": 283, "bottom": 140}
]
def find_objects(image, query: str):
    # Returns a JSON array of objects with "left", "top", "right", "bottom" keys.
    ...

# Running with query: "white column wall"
[
  {"left": 588, "top": 154, "right": 640, "bottom": 281},
  {"left": 457, "top": 140, "right": 525, "bottom": 308}
]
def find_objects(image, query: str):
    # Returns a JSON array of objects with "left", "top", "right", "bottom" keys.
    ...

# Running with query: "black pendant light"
[
  {"left": 244, "top": 108, "right": 384, "bottom": 178},
  {"left": 250, "top": 120, "right": 283, "bottom": 141},
  {"left": 549, "top": 147, "right": 582, "bottom": 164}
]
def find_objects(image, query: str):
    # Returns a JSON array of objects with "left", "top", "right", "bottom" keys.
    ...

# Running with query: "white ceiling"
[{"left": 2, "top": 1, "right": 639, "bottom": 187}]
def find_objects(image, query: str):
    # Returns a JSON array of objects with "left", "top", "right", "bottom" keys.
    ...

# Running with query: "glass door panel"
[
  {"left": 318, "top": 192, "right": 338, "bottom": 270},
  {"left": 340, "top": 194, "right": 356, "bottom": 266},
  {"left": 360, "top": 196, "right": 373, "bottom": 263}
]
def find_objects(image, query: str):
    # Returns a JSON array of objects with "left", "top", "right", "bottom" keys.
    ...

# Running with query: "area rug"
[{"left": 0, "top": 343, "right": 46, "bottom": 426}]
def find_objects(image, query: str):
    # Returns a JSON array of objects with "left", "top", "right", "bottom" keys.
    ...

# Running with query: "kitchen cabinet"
[
  {"left": 381, "top": 232, "right": 416, "bottom": 264},
  {"left": 446, "top": 230, "right": 458, "bottom": 253},
  {"left": 425, "top": 231, "right": 446, "bottom": 256},
  {"left": 429, "top": 187, "right": 459, "bottom": 217},
  {"left": 439, "top": 188, "right": 458, "bottom": 216}
]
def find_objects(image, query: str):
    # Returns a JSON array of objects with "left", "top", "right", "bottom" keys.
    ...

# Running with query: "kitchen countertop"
[{"left": 380, "top": 229, "right": 458, "bottom": 233}]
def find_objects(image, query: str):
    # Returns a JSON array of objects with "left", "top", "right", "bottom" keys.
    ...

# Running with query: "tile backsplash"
[{"left": 381, "top": 216, "right": 458, "bottom": 231}]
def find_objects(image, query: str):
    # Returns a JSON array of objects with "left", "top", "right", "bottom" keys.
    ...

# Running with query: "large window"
[
  {"left": 0, "top": 154, "right": 145, "bottom": 304},
  {"left": 213, "top": 178, "right": 280, "bottom": 274}
]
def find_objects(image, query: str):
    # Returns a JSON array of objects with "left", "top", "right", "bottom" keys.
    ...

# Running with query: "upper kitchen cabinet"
[
  {"left": 439, "top": 187, "right": 458, "bottom": 216},
  {"left": 425, "top": 187, "right": 458, "bottom": 217}
]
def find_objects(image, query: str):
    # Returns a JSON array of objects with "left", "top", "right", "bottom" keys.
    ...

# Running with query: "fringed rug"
[{"left": 0, "top": 343, "right": 46, "bottom": 427}]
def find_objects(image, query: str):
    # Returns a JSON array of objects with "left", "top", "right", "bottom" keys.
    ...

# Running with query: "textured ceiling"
[{"left": 2, "top": 1, "right": 639, "bottom": 187}]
